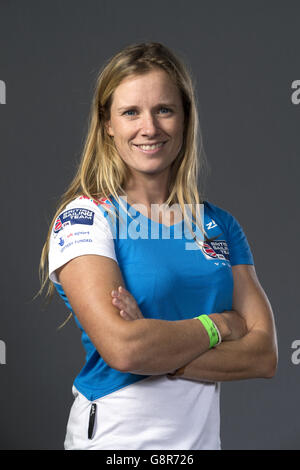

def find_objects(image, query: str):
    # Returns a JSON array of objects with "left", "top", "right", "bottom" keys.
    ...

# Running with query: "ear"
[{"left": 105, "top": 120, "right": 114, "bottom": 137}]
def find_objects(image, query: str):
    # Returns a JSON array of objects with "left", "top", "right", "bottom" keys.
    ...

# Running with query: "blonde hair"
[{"left": 37, "top": 41, "right": 210, "bottom": 306}]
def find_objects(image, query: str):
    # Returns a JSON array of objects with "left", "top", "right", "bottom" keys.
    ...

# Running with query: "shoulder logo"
[{"left": 53, "top": 207, "right": 95, "bottom": 234}]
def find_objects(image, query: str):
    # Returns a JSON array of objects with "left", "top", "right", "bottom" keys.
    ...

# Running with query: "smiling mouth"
[{"left": 134, "top": 142, "right": 166, "bottom": 151}]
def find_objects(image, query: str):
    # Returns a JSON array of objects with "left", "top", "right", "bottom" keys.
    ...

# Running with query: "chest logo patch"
[{"left": 202, "top": 240, "right": 230, "bottom": 261}]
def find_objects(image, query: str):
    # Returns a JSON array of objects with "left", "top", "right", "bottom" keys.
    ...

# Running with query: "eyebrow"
[{"left": 117, "top": 103, "right": 178, "bottom": 112}]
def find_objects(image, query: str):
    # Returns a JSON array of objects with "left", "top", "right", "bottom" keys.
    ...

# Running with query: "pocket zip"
[{"left": 88, "top": 403, "right": 97, "bottom": 439}]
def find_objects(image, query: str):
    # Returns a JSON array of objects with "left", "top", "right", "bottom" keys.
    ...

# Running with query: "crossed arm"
[
  {"left": 57, "top": 256, "right": 278, "bottom": 383},
  {"left": 111, "top": 264, "right": 278, "bottom": 382}
]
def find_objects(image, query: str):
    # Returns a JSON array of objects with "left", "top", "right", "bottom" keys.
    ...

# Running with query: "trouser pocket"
[{"left": 65, "top": 386, "right": 99, "bottom": 449}]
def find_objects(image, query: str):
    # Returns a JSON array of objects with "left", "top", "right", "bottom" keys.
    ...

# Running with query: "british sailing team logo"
[
  {"left": 201, "top": 239, "right": 230, "bottom": 261},
  {"left": 53, "top": 207, "right": 95, "bottom": 234}
]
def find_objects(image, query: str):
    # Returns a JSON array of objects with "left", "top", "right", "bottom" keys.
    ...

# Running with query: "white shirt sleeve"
[{"left": 48, "top": 196, "right": 118, "bottom": 284}]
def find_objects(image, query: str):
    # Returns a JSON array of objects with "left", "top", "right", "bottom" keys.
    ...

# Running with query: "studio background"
[{"left": 0, "top": 0, "right": 299, "bottom": 450}]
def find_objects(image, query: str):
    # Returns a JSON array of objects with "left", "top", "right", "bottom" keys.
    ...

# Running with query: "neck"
[{"left": 123, "top": 169, "right": 171, "bottom": 207}]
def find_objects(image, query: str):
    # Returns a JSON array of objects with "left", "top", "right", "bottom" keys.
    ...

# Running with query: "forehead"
[{"left": 111, "top": 68, "right": 181, "bottom": 105}]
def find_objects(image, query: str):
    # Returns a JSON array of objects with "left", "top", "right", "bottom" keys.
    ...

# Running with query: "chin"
[{"left": 139, "top": 164, "right": 170, "bottom": 175}]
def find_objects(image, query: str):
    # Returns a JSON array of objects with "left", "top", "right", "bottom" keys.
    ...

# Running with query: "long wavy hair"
[{"left": 37, "top": 41, "right": 210, "bottom": 305}]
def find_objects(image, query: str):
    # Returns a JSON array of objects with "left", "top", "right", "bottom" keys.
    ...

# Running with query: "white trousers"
[{"left": 64, "top": 375, "right": 221, "bottom": 450}]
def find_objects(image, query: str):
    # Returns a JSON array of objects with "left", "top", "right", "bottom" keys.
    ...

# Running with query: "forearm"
[
  {"left": 124, "top": 314, "right": 229, "bottom": 375},
  {"left": 170, "top": 329, "right": 278, "bottom": 382}
]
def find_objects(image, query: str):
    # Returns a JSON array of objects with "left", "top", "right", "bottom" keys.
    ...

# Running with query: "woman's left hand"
[{"left": 111, "top": 286, "right": 144, "bottom": 320}]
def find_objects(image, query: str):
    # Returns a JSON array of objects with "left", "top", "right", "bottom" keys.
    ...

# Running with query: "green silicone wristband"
[{"left": 194, "top": 314, "right": 220, "bottom": 348}]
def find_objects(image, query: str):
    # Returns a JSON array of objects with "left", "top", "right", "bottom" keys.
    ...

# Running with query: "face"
[{"left": 106, "top": 68, "right": 185, "bottom": 179}]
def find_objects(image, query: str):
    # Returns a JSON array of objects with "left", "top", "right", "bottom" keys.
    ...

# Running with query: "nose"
[{"left": 140, "top": 112, "right": 159, "bottom": 137}]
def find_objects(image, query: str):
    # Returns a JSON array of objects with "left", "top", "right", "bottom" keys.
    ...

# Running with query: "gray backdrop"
[{"left": 0, "top": 0, "right": 299, "bottom": 450}]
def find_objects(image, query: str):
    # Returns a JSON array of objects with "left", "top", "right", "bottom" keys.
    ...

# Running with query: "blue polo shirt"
[{"left": 49, "top": 195, "right": 254, "bottom": 401}]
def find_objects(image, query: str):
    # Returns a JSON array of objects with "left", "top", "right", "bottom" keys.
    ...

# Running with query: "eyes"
[{"left": 122, "top": 107, "right": 173, "bottom": 117}]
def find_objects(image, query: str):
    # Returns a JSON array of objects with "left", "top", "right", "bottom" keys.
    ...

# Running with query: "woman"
[{"left": 39, "top": 42, "right": 278, "bottom": 450}]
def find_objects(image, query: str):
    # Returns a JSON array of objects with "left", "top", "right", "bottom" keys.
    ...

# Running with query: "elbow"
[
  {"left": 100, "top": 318, "right": 146, "bottom": 373},
  {"left": 111, "top": 320, "right": 146, "bottom": 372},
  {"left": 106, "top": 338, "right": 140, "bottom": 373},
  {"left": 116, "top": 341, "right": 141, "bottom": 373},
  {"left": 262, "top": 350, "right": 278, "bottom": 379},
  {"left": 106, "top": 345, "right": 134, "bottom": 373},
  {"left": 94, "top": 319, "right": 142, "bottom": 373},
  {"left": 108, "top": 354, "right": 130, "bottom": 373}
]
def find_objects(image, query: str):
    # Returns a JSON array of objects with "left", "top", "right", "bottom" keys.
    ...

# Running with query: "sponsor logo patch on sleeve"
[{"left": 53, "top": 208, "right": 95, "bottom": 234}]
